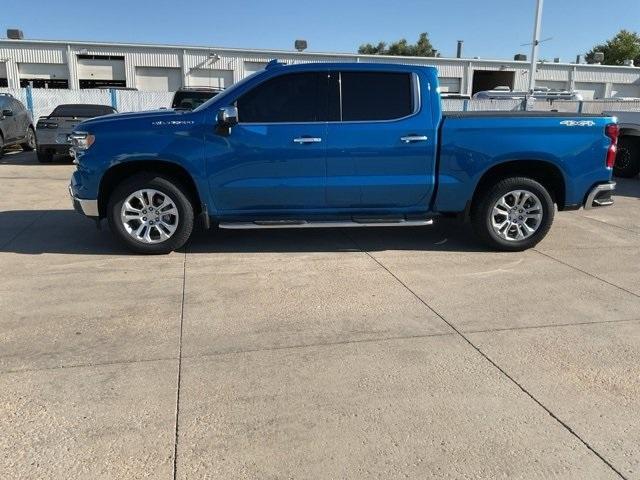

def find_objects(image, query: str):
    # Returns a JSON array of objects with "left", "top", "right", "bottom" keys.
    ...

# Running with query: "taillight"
[{"left": 605, "top": 123, "right": 619, "bottom": 169}]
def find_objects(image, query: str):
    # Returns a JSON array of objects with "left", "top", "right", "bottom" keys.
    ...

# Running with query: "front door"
[
  {"left": 206, "top": 71, "right": 328, "bottom": 214},
  {"left": 326, "top": 70, "right": 436, "bottom": 210}
]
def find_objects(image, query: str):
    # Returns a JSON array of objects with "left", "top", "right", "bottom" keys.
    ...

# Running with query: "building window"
[
  {"left": 0, "top": 78, "right": 7, "bottom": 88},
  {"left": 79, "top": 79, "right": 126, "bottom": 89},
  {"left": 19, "top": 78, "right": 69, "bottom": 89},
  {"left": 77, "top": 54, "right": 125, "bottom": 61}
]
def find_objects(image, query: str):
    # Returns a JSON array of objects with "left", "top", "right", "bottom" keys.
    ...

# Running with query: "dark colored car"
[
  {"left": 171, "top": 87, "right": 223, "bottom": 110},
  {"left": 0, "top": 93, "right": 36, "bottom": 157},
  {"left": 36, "top": 104, "right": 117, "bottom": 163}
]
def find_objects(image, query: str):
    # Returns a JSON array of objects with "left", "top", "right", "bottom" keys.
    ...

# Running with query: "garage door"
[
  {"left": 244, "top": 61, "right": 268, "bottom": 78},
  {"left": 574, "top": 82, "right": 605, "bottom": 100},
  {"left": 0, "top": 61, "right": 7, "bottom": 87},
  {"left": 187, "top": 69, "right": 234, "bottom": 88},
  {"left": 610, "top": 83, "right": 640, "bottom": 98},
  {"left": 18, "top": 63, "right": 69, "bottom": 88},
  {"left": 18, "top": 63, "right": 67, "bottom": 80},
  {"left": 438, "top": 77, "right": 461, "bottom": 93},
  {"left": 77, "top": 57, "right": 125, "bottom": 81},
  {"left": 536, "top": 80, "right": 567, "bottom": 91},
  {"left": 136, "top": 67, "right": 182, "bottom": 92}
]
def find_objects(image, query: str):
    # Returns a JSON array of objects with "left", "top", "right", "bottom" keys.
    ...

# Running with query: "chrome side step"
[{"left": 219, "top": 219, "right": 434, "bottom": 229}]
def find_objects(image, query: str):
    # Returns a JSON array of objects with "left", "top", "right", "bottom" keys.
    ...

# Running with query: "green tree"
[
  {"left": 586, "top": 30, "right": 640, "bottom": 65},
  {"left": 358, "top": 32, "right": 439, "bottom": 57}
]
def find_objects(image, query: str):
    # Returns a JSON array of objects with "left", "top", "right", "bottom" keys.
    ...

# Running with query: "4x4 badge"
[{"left": 560, "top": 120, "right": 596, "bottom": 127}]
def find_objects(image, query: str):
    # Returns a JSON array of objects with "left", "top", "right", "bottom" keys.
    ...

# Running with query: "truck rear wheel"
[
  {"left": 613, "top": 136, "right": 640, "bottom": 178},
  {"left": 471, "top": 176, "right": 555, "bottom": 251},
  {"left": 107, "top": 173, "right": 194, "bottom": 254}
]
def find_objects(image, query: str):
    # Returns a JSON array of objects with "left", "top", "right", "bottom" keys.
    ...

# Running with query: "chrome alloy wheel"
[
  {"left": 491, "top": 189, "right": 543, "bottom": 241},
  {"left": 120, "top": 189, "right": 179, "bottom": 244}
]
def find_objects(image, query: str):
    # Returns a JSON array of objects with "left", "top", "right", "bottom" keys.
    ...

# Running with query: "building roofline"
[{"left": 0, "top": 37, "right": 638, "bottom": 71}]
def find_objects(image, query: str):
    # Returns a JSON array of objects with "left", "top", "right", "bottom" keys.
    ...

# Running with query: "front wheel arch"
[{"left": 99, "top": 160, "right": 202, "bottom": 218}]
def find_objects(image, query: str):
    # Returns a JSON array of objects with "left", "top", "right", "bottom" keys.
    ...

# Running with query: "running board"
[{"left": 219, "top": 219, "right": 434, "bottom": 229}]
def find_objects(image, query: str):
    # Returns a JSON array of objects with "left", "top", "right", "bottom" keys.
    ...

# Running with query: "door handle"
[
  {"left": 400, "top": 135, "right": 428, "bottom": 143},
  {"left": 293, "top": 137, "right": 322, "bottom": 144}
]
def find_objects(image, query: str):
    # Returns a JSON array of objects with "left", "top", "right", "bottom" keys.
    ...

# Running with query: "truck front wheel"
[
  {"left": 471, "top": 177, "right": 555, "bottom": 251},
  {"left": 107, "top": 174, "right": 194, "bottom": 254}
]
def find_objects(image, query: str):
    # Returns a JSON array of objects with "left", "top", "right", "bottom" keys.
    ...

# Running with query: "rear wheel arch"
[
  {"left": 470, "top": 159, "right": 566, "bottom": 213},
  {"left": 98, "top": 160, "right": 202, "bottom": 218}
]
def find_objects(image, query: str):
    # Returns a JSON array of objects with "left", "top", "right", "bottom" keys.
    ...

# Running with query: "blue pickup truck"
[{"left": 69, "top": 61, "right": 618, "bottom": 254}]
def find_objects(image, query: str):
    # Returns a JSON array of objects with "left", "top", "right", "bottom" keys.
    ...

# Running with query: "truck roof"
[{"left": 264, "top": 61, "right": 438, "bottom": 74}]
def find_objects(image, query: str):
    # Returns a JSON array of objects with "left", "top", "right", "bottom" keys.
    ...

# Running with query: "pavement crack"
[
  {"left": 574, "top": 213, "right": 640, "bottom": 237},
  {"left": 344, "top": 232, "right": 628, "bottom": 480},
  {"left": 0, "top": 355, "right": 177, "bottom": 376},
  {"left": 465, "top": 316, "right": 640, "bottom": 335},
  {"left": 172, "top": 244, "right": 188, "bottom": 480},
  {"left": 180, "top": 331, "right": 456, "bottom": 362},
  {"left": 534, "top": 248, "right": 640, "bottom": 299}
]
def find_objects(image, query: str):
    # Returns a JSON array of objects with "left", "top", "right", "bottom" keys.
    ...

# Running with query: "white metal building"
[{"left": 1, "top": 38, "right": 640, "bottom": 99}]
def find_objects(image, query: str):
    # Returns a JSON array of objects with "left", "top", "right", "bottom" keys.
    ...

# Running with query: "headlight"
[{"left": 68, "top": 131, "right": 95, "bottom": 150}]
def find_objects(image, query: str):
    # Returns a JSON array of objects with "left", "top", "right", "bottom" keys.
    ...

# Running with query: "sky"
[{"left": 2, "top": 0, "right": 640, "bottom": 62}]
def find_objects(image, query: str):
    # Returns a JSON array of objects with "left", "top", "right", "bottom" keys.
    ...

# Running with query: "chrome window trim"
[{"left": 236, "top": 70, "right": 423, "bottom": 126}]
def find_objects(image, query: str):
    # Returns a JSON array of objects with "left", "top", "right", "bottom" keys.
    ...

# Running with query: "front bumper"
[
  {"left": 584, "top": 181, "right": 616, "bottom": 209},
  {"left": 69, "top": 185, "right": 99, "bottom": 217}
]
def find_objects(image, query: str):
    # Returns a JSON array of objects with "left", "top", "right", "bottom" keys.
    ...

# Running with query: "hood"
[{"left": 77, "top": 109, "right": 196, "bottom": 130}]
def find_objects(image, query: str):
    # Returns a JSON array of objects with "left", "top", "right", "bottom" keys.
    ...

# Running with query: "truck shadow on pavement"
[{"left": 0, "top": 209, "right": 488, "bottom": 255}]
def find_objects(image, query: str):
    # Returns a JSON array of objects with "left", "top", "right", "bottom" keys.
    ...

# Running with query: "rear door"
[{"left": 325, "top": 70, "right": 436, "bottom": 209}]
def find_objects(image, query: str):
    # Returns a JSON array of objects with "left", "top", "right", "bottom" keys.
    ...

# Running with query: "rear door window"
[
  {"left": 339, "top": 71, "right": 414, "bottom": 121},
  {"left": 236, "top": 72, "right": 327, "bottom": 123}
]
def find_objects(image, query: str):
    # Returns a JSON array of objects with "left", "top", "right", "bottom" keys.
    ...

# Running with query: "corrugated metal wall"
[{"left": 1, "top": 39, "right": 639, "bottom": 98}]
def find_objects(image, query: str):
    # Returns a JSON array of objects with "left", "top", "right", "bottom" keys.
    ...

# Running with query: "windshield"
[
  {"left": 50, "top": 104, "right": 116, "bottom": 117},
  {"left": 194, "top": 71, "right": 264, "bottom": 112}
]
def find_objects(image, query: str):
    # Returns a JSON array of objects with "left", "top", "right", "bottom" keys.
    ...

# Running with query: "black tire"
[
  {"left": 21, "top": 126, "right": 37, "bottom": 151},
  {"left": 613, "top": 136, "right": 640, "bottom": 179},
  {"left": 107, "top": 173, "right": 194, "bottom": 254},
  {"left": 36, "top": 147, "right": 54, "bottom": 163},
  {"left": 471, "top": 176, "right": 555, "bottom": 252}
]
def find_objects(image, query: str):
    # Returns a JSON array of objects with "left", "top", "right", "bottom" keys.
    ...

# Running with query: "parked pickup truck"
[{"left": 69, "top": 61, "right": 618, "bottom": 254}]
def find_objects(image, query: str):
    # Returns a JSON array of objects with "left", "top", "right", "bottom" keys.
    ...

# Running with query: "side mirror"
[
  {"left": 2, "top": 109, "right": 13, "bottom": 117},
  {"left": 217, "top": 106, "right": 238, "bottom": 127}
]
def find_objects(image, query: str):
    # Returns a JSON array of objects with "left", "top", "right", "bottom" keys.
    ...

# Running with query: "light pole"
[{"left": 528, "top": 0, "right": 544, "bottom": 93}]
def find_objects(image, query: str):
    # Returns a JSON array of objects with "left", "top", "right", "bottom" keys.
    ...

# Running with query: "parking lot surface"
[{"left": 1, "top": 150, "right": 639, "bottom": 479}]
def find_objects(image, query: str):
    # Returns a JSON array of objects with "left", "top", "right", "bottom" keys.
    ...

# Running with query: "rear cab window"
[
  {"left": 172, "top": 91, "right": 220, "bottom": 110},
  {"left": 339, "top": 71, "right": 415, "bottom": 121},
  {"left": 50, "top": 104, "right": 116, "bottom": 117}
]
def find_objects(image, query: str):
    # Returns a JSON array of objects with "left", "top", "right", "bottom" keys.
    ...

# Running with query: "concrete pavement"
[{"left": 1, "top": 150, "right": 639, "bottom": 479}]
